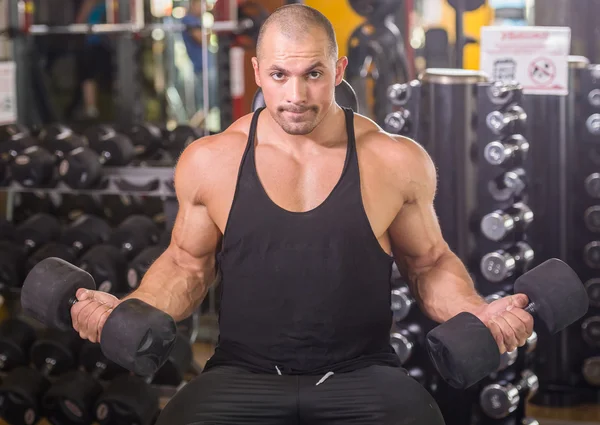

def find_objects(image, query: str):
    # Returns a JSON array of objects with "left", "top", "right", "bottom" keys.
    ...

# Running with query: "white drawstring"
[{"left": 316, "top": 371, "right": 334, "bottom": 386}]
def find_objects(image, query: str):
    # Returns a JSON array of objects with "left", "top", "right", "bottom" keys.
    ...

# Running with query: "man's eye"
[
  {"left": 308, "top": 71, "right": 321, "bottom": 79},
  {"left": 272, "top": 73, "right": 285, "bottom": 80}
]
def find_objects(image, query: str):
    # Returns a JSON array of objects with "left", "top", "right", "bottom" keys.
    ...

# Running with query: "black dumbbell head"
[
  {"left": 0, "top": 366, "right": 50, "bottom": 425},
  {"left": 514, "top": 258, "right": 589, "bottom": 333},
  {"left": 0, "top": 241, "right": 26, "bottom": 288},
  {"left": 0, "top": 318, "right": 36, "bottom": 371},
  {"left": 26, "top": 243, "right": 78, "bottom": 275},
  {"left": 127, "top": 245, "right": 165, "bottom": 290},
  {"left": 61, "top": 214, "right": 112, "bottom": 251},
  {"left": 42, "top": 370, "right": 103, "bottom": 425},
  {"left": 80, "top": 341, "right": 127, "bottom": 381},
  {"left": 165, "top": 125, "right": 202, "bottom": 154},
  {"left": 151, "top": 332, "right": 193, "bottom": 386},
  {"left": 95, "top": 374, "right": 160, "bottom": 425},
  {"left": 125, "top": 123, "right": 163, "bottom": 158},
  {"left": 15, "top": 213, "right": 61, "bottom": 249},
  {"left": 110, "top": 215, "right": 160, "bottom": 258},
  {"left": 95, "top": 133, "right": 136, "bottom": 166},
  {"left": 79, "top": 244, "right": 128, "bottom": 294},
  {"left": 426, "top": 311, "right": 501, "bottom": 389},
  {"left": 59, "top": 147, "right": 103, "bottom": 189},
  {"left": 10, "top": 145, "right": 57, "bottom": 187},
  {"left": 21, "top": 257, "right": 96, "bottom": 331},
  {"left": 0, "top": 123, "right": 29, "bottom": 142},
  {"left": 84, "top": 124, "right": 117, "bottom": 144},
  {"left": 0, "top": 218, "right": 15, "bottom": 241},
  {"left": 30, "top": 329, "right": 82, "bottom": 375},
  {"left": 101, "top": 298, "right": 177, "bottom": 376},
  {"left": 56, "top": 194, "right": 103, "bottom": 222}
]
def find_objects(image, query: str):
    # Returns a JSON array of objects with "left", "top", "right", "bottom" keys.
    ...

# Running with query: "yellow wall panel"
[{"left": 303, "top": 0, "right": 365, "bottom": 58}]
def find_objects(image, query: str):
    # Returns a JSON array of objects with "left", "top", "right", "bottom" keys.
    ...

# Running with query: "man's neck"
[{"left": 260, "top": 104, "right": 347, "bottom": 151}]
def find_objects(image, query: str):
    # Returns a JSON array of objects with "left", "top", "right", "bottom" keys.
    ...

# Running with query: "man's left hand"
[{"left": 473, "top": 294, "right": 534, "bottom": 354}]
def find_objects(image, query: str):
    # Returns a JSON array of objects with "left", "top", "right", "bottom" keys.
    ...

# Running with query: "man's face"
[{"left": 252, "top": 26, "right": 347, "bottom": 136}]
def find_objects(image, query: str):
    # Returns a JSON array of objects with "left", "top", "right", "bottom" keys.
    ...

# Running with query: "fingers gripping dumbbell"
[
  {"left": 480, "top": 203, "right": 533, "bottom": 242},
  {"left": 426, "top": 259, "right": 589, "bottom": 389},
  {"left": 42, "top": 341, "right": 128, "bottom": 425},
  {"left": 480, "top": 241, "right": 534, "bottom": 283},
  {"left": 0, "top": 329, "right": 82, "bottom": 425},
  {"left": 479, "top": 370, "right": 539, "bottom": 419},
  {"left": 390, "top": 323, "right": 423, "bottom": 365},
  {"left": 21, "top": 257, "right": 178, "bottom": 376}
]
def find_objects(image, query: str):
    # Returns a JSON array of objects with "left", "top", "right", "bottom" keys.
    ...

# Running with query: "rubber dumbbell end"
[
  {"left": 514, "top": 258, "right": 589, "bottom": 334},
  {"left": 21, "top": 257, "right": 96, "bottom": 331},
  {"left": 426, "top": 312, "right": 500, "bottom": 389},
  {"left": 100, "top": 299, "right": 177, "bottom": 376}
]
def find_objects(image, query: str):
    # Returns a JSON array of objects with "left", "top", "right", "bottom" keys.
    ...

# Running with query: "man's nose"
[{"left": 286, "top": 77, "right": 308, "bottom": 104}]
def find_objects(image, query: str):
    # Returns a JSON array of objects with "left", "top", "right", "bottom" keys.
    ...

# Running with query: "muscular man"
[{"left": 71, "top": 5, "right": 533, "bottom": 424}]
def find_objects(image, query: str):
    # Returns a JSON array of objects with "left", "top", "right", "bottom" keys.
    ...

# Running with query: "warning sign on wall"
[
  {"left": 480, "top": 27, "right": 571, "bottom": 96},
  {"left": 0, "top": 62, "right": 17, "bottom": 124}
]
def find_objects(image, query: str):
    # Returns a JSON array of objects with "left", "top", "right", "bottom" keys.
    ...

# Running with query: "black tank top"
[{"left": 204, "top": 107, "right": 402, "bottom": 375}]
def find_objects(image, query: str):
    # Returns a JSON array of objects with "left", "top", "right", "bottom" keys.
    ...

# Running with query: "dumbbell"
[
  {"left": 488, "top": 168, "right": 527, "bottom": 201},
  {"left": 0, "top": 123, "right": 30, "bottom": 142},
  {"left": 390, "top": 323, "right": 423, "bottom": 365},
  {"left": 391, "top": 285, "right": 415, "bottom": 323},
  {"left": 42, "top": 341, "right": 128, "bottom": 425},
  {"left": 0, "top": 318, "right": 36, "bottom": 372},
  {"left": 26, "top": 215, "right": 112, "bottom": 274},
  {"left": 102, "top": 194, "right": 143, "bottom": 226},
  {"left": 0, "top": 218, "right": 15, "bottom": 241},
  {"left": 486, "top": 104, "right": 527, "bottom": 136},
  {"left": 584, "top": 206, "right": 600, "bottom": 233},
  {"left": 581, "top": 316, "right": 600, "bottom": 347},
  {"left": 151, "top": 332, "right": 193, "bottom": 386},
  {"left": 426, "top": 258, "right": 589, "bottom": 389},
  {"left": 123, "top": 123, "right": 163, "bottom": 160},
  {"left": 59, "top": 129, "right": 135, "bottom": 189},
  {"left": 21, "top": 257, "right": 178, "bottom": 376},
  {"left": 56, "top": 193, "right": 104, "bottom": 222},
  {"left": 483, "top": 293, "right": 519, "bottom": 373},
  {"left": 0, "top": 329, "right": 82, "bottom": 425},
  {"left": 0, "top": 132, "right": 37, "bottom": 182},
  {"left": 585, "top": 173, "right": 600, "bottom": 199},
  {"left": 127, "top": 245, "right": 167, "bottom": 291},
  {"left": 0, "top": 213, "right": 61, "bottom": 288},
  {"left": 10, "top": 128, "right": 86, "bottom": 188},
  {"left": 584, "top": 278, "right": 600, "bottom": 308},
  {"left": 583, "top": 241, "right": 600, "bottom": 269},
  {"left": 94, "top": 374, "right": 160, "bottom": 425},
  {"left": 479, "top": 370, "right": 539, "bottom": 419},
  {"left": 486, "top": 81, "right": 522, "bottom": 106},
  {"left": 480, "top": 241, "right": 534, "bottom": 283},
  {"left": 78, "top": 244, "right": 129, "bottom": 294},
  {"left": 384, "top": 110, "right": 412, "bottom": 135},
  {"left": 480, "top": 203, "right": 533, "bottom": 242},
  {"left": 109, "top": 215, "right": 160, "bottom": 260},
  {"left": 582, "top": 356, "right": 600, "bottom": 386},
  {"left": 484, "top": 134, "right": 529, "bottom": 168},
  {"left": 406, "top": 367, "right": 427, "bottom": 387},
  {"left": 163, "top": 125, "right": 202, "bottom": 156}
]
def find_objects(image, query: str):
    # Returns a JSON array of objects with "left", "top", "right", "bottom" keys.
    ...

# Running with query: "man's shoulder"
[{"left": 353, "top": 113, "right": 431, "bottom": 170}]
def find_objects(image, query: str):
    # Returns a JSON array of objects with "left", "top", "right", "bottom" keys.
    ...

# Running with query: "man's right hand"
[{"left": 71, "top": 289, "right": 121, "bottom": 343}]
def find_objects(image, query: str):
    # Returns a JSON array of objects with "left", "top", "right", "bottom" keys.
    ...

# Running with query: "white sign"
[
  {"left": 0, "top": 62, "right": 17, "bottom": 124},
  {"left": 480, "top": 26, "right": 571, "bottom": 95}
]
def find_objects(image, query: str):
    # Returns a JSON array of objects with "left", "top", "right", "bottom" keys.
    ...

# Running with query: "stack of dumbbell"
[
  {"left": 0, "top": 121, "right": 204, "bottom": 190},
  {"left": 383, "top": 80, "right": 422, "bottom": 141},
  {"left": 471, "top": 81, "right": 538, "bottom": 425},
  {"left": 0, "top": 316, "right": 193, "bottom": 425}
]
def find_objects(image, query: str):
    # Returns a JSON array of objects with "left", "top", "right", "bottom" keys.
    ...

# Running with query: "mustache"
[{"left": 278, "top": 105, "right": 317, "bottom": 113}]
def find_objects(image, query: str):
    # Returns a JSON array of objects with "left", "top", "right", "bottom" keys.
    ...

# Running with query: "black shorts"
[
  {"left": 155, "top": 364, "right": 446, "bottom": 425},
  {"left": 79, "top": 43, "right": 113, "bottom": 82}
]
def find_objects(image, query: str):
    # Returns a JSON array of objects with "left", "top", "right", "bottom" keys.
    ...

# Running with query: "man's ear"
[
  {"left": 335, "top": 56, "right": 349, "bottom": 85},
  {"left": 251, "top": 57, "right": 261, "bottom": 87}
]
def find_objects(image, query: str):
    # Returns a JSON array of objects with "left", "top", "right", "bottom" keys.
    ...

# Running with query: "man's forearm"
[
  {"left": 406, "top": 251, "right": 487, "bottom": 323},
  {"left": 122, "top": 251, "right": 216, "bottom": 322}
]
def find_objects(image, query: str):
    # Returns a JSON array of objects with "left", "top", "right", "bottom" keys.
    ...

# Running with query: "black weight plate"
[
  {"left": 44, "top": 134, "right": 86, "bottom": 159},
  {"left": 447, "top": 0, "right": 485, "bottom": 11},
  {"left": 0, "top": 123, "right": 30, "bottom": 143},
  {"left": 21, "top": 257, "right": 95, "bottom": 331},
  {"left": 59, "top": 147, "right": 102, "bottom": 189},
  {"left": 165, "top": 125, "right": 202, "bottom": 154},
  {"left": 0, "top": 318, "right": 35, "bottom": 371},
  {"left": 78, "top": 244, "right": 128, "bottom": 295},
  {"left": 100, "top": 134, "right": 135, "bottom": 166},
  {"left": 0, "top": 136, "right": 37, "bottom": 163},
  {"left": 10, "top": 146, "right": 57, "bottom": 188},
  {"left": 15, "top": 213, "right": 61, "bottom": 250}
]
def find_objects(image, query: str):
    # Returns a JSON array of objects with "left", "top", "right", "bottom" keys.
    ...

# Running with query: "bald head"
[{"left": 256, "top": 4, "right": 338, "bottom": 62}]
